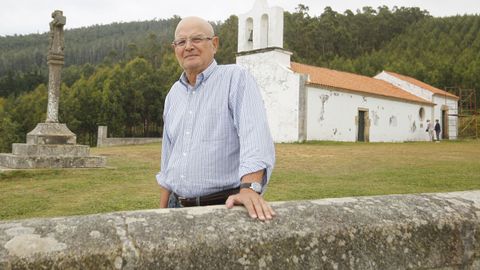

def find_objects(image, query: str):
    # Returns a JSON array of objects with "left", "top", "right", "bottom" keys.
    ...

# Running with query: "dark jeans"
[{"left": 168, "top": 193, "right": 182, "bottom": 208}]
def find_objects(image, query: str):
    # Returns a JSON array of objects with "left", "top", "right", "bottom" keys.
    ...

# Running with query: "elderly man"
[{"left": 156, "top": 17, "right": 276, "bottom": 220}]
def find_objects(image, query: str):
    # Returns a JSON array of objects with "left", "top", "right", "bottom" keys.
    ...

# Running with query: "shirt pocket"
[{"left": 200, "top": 109, "right": 230, "bottom": 142}]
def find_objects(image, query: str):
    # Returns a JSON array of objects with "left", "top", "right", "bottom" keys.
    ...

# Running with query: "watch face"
[{"left": 251, "top": 182, "right": 262, "bottom": 193}]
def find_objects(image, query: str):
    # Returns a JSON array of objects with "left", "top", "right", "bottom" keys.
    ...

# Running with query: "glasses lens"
[
  {"left": 174, "top": 39, "right": 186, "bottom": 47},
  {"left": 191, "top": 37, "right": 204, "bottom": 44},
  {"left": 173, "top": 36, "right": 212, "bottom": 47}
]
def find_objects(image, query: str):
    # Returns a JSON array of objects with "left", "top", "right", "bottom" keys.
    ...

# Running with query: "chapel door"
[
  {"left": 442, "top": 109, "right": 449, "bottom": 139},
  {"left": 358, "top": 110, "right": 366, "bottom": 142}
]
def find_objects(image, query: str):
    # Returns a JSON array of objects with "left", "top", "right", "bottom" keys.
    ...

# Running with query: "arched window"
[
  {"left": 260, "top": 14, "right": 269, "bottom": 48},
  {"left": 246, "top": 17, "right": 253, "bottom": 50},
  {"left": 419, "top": 107, "right": 425, "bottom": 121}
]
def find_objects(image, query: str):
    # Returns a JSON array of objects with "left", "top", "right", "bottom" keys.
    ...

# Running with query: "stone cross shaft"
[{"left": 46, "top": 10, "right": 66, "bottom": 123}]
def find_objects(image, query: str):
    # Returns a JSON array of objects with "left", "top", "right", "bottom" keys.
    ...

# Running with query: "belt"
[{"left": 174, "top": 187, "right": 239, "bottom": 207}]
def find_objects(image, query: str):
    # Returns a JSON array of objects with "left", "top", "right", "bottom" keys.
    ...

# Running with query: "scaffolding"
[{"left": 445, "top": 87, "right": 478, "bottom": 139}]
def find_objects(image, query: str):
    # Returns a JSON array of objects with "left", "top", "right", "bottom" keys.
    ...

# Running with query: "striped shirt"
[{"left": 156, "top": 60, "right": 275, "bottom": 198}]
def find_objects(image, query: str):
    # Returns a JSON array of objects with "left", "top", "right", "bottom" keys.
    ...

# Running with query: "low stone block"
[
  {"left": 12, "top": 144, "right": 90, "bottom": 157},
  {"left": 98, "top": 138, "right": 162, "bottom": 147},
  {"left": 0, "top": 154, "right": 106, "bottom": 169}
]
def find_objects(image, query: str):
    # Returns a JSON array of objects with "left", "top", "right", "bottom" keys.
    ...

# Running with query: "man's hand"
[{"left": 225, "top": 189, "right": 276, "bottom": 221}]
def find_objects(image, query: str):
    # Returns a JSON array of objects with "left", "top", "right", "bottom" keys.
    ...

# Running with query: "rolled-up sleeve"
[{"left": 230, "top": 68, "right": 275, "bottom": 191}]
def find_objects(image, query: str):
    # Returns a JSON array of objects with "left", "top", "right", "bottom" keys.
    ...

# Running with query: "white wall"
[
  {"left": 306, "top": 86, "right": 434, "bottom": 142},
  {"left": 375, "top": 72, "right": 433, "bottom": 102},
  {"left": 375, "top": 71, "right": 458, "bottom": 139},
  {"left": 237, "top": 49, "right": 302, "bottom": 142},
  {"left": 433, "top": 95, "right": 458, "bottom": 139}
]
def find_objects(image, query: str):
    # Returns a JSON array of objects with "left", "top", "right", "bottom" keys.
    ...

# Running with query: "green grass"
[
  {"left": 268, "top": 140, "right": 480, "bottom": 200},
  {"left": 1, "top": 140, "right": 480, "bottom": 220}
]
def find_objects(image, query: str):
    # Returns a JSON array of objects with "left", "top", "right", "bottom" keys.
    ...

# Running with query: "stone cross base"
[
  {"left": 0, "top": 154, "right": 106, "bottom": 169},
  {"left": 0, "top": 123, "right": 106, "bottom": 169},
  {"left": 26, "top": 123, "right": 76, "bottom": 145}
]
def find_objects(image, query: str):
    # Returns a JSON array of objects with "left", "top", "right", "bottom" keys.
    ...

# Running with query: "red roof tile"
[
  {"left": 384, "top": 71, "right": 458, "bottom": 99},
  {"left": 290, "top": 62, "right": 433, "bottom": 105}
]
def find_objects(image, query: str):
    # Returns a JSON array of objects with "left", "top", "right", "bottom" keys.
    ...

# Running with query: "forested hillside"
[
  {"left": 0, "top": 5, "right": 479, "bottom": 151},
  {"left": 0, "top": 18, "right": 183, "bottom": 71},
  {"left": 0, "top": 17, "right": 181, "bottom": 96},
  {"left": 330, "top": 14, "right": 480, "bottom": 94}
]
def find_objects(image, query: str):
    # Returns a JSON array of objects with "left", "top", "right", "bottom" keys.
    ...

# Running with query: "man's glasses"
[{"left": 172, "top": 36, "right": 213, "bottom": 48}]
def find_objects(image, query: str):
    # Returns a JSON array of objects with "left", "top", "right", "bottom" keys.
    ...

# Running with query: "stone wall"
[
  {"left": 1, "top": 191, "right": 479, "bottom": 269},
  {"left": 96, "top": 126, "right": 161, "bottom": 147}
]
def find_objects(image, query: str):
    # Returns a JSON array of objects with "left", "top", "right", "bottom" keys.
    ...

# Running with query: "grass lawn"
[{"left": 1, "top": 140, "right": 479, "bottom": 220}]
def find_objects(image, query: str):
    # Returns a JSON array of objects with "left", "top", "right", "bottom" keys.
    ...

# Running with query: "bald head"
[
  {"left": 172, "top": 16, "right": 219, "bottom": 85},
  {"left": 175, "top": 16, "right": 214, "bottom": 38}
]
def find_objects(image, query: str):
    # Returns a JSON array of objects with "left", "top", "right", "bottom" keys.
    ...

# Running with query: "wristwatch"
[{"left": 240, "top": 182, "right": 262, "bottom": 194}]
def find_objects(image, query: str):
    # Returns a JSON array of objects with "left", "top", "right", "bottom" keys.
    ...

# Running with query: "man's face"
[{"left": 173, "top": 21, "right": 218, "bottom": 76}]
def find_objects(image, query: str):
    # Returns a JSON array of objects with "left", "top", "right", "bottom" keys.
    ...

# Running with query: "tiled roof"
[
  {"left": 290, "top": 62, "right": 433, "bottom": 105},
  {"left": 384, "top": 71, "right": 458, "bottom": 99}
]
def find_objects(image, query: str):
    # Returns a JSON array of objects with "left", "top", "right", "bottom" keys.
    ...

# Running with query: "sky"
[{"left": 1, "top": 0, "right": 479, "bottom": 36}]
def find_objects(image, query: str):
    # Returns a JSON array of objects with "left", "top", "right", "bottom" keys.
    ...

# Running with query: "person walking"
[
  {"left": 434, "top": 119, "right": 441, "bottom": 141},
  {"left": 426, "top": 120, "right": 434, "bottom": 141}
]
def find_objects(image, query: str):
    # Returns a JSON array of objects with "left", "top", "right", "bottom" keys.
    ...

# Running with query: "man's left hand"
[{"left": 225, "top": 189, "right": 276, "bottom": 221}]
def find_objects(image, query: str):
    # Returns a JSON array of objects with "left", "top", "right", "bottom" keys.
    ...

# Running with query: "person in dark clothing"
[{"left": 434, "top": 119, "right": 441, "bottom": 141}]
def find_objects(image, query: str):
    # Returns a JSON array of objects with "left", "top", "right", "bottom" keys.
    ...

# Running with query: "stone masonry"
[
  {"left": 0, "top": 191, "right": 479, "bottom": 269},
  {"left": 0, "top": 10, "right": 105, "bottom": 169},
  {"left": 96, "top": 126, "right": 161, "bottom": 147}
]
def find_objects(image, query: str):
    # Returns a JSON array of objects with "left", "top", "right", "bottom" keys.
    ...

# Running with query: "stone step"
[
  {"left": 12, "top": 143, "right": 90, "bottom": 157},
  {"left": 0, "top": 154, "right": 106, "bottom": 169}
]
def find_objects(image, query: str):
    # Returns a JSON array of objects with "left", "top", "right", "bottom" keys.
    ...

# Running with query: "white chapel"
[{"left": 235, "top": 0, "right": 459, "bottom": 143}]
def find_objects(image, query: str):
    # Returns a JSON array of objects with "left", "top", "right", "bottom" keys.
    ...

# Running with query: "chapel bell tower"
[
  {"left": 237, "top": 0, "right": 284, "bottom": 52},
  {"left": 236, "top": 0, "right": 302, "bottom": 143}
]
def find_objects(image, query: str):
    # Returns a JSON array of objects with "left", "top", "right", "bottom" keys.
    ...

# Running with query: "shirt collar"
[{"left": 179, "top": 59, "right": 217, "bottom": 88}]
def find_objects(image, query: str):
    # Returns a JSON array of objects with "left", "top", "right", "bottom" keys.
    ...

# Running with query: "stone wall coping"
[
  {"left": 97, "top": 126, "right": 161, "bottom": 147},
  {"left": 1, "top": 191, "right": 479, "bottom": 269}
]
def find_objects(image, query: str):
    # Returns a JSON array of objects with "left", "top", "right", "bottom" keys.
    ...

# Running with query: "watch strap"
[{"left": 240, "top": 182, "right": 262, "bottom": 193}]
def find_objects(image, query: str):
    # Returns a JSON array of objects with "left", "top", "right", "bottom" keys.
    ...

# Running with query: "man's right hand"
[{"left": 225, "top": 189, "right": 276, "bottom": 221}]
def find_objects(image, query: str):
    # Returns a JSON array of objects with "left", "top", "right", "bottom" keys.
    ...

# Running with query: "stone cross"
[
  {"left": 0, "top": 9, "right": 106, "bottom": 169},
  {"left": 46, "top": 10, "right": 66, "bottom": 123}
]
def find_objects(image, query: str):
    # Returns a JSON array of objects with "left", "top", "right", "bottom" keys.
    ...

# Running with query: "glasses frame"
[{"left": 172, "top": 36, "right": 214, "bottom": 48}]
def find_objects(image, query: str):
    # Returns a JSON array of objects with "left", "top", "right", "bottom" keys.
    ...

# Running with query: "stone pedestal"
[
  {"left": 0, "top": 123, "right": 106, "bottom": 169},
  {"left": 27, "top": 123, "right": 76, "bottom": 145},
  {"left": 0, "top": 11, "right": 107, "bottom": 170}
]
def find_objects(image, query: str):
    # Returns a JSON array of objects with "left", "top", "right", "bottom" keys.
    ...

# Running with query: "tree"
[
  {"left": 101, "top": 65, "right": 127, "bottom": 137},
  {"left": 0, "top": 116, "right": 21, "bottom": 152},
  {"left": 5, "top": 84, "right": 47, "bottom": 137},
  {"left": 215, "top": 15, "right": 238, "bottom": 64}
]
